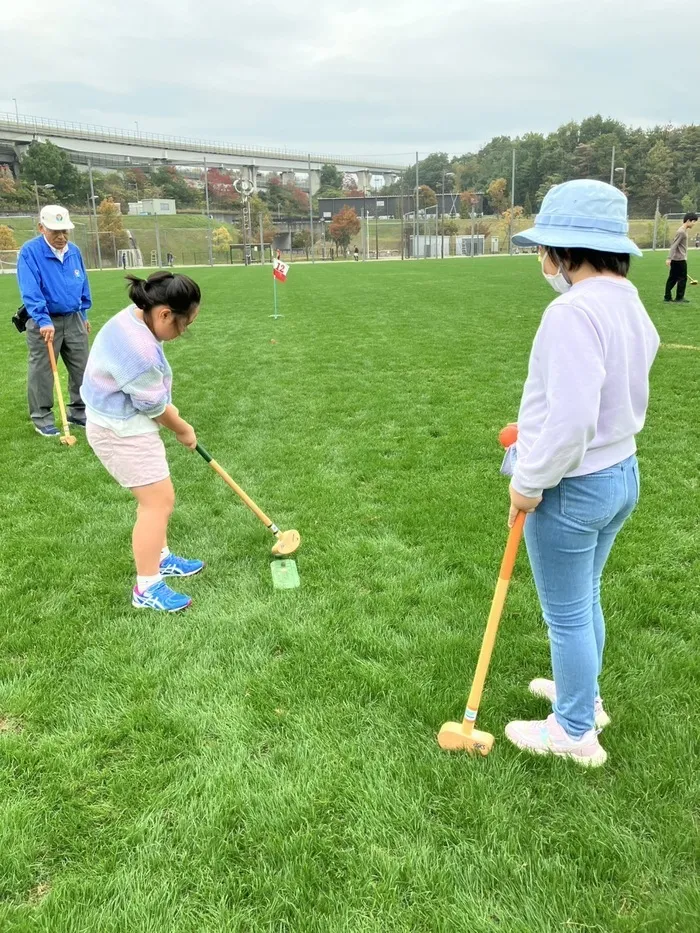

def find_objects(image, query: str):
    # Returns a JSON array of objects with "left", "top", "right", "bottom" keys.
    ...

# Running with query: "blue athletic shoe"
[
  {"left": 132, "top": 581, "right": 192, "bottom": 612},
  {"left": 159, "top": 553, "right": 205, "bottom": 578},
  {"left": 35, "top": 424, "right": 60, "bottom": 437}
]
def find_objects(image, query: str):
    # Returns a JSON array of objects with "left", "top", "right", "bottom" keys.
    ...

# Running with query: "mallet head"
[
  {"left": 437, "top": 721, "right": 495, "bottom": 756},
  {"left": 60, "top": 435, "right": 77, "bottom": 447},
  {"left": 271, "top": 529, "right": 301, "bottom": 556}
]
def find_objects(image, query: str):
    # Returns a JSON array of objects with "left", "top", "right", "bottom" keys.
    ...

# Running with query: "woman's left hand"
[{"left": 509, "top": 487, "right": 542, "bottom": 527}]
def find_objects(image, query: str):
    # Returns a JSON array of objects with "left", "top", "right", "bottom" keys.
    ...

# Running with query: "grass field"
[{"left": 0, "top": 255, "right": 698, "bottom": 932}]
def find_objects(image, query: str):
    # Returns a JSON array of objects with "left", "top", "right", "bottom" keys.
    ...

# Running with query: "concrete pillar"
[
  {"left": 308, "top": 170, "right": 321, "bottom": 196},
  {"left": 241, "top": 165, "right": 257, "bottom": 192},
  {"left": 281, "top": 171, "right": 296, "bottom": 187},
  {"left": 356, "top": 170, "right": 371, "bottom": 192}
]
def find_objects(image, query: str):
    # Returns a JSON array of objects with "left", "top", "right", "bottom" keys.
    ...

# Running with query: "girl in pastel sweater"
[
  {"left": 504, "top": 180, "right": 659, "bottom": 766},
  {"left": 82, "top": 272, "right": 202, "bottom": 612}
]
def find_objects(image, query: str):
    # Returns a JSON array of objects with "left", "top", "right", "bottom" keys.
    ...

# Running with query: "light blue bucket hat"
[{"left": 512, "top": 179, "right": 643, "bottom": 257}]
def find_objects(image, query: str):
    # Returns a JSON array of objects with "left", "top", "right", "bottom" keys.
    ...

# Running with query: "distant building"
[{"left": 128, "top": 199, "right": 177, "bottom": 216}]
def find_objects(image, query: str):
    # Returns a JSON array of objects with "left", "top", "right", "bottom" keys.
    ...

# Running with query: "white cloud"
[{"left": 1, "top": 0, "right": 697, "bottom": 159}]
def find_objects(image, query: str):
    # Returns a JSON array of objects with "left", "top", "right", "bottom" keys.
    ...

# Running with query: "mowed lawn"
[{"left": 0, "top": 255, "right": 698, "bottom": 932}]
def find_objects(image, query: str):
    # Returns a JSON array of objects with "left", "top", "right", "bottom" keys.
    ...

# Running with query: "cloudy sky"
[{"left": 2, "top": 0, "right": 698, "bottom": 164}]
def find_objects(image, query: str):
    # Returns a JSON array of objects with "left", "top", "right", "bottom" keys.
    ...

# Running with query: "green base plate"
[{"left": 270, "top": 559, "right": 300, "bottom": 589}]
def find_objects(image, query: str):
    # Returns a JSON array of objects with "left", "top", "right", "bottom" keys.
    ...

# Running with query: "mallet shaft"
[
  {"left": 463, "top": 511, "right": 525, "bottom": 727},
  {"left": 195, "top": 443, "right": 275, "bottom": 530}
]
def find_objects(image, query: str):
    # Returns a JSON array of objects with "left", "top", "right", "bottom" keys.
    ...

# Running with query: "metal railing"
[{"left": 0, "top": 113, "right": 405, "bottom": 173}]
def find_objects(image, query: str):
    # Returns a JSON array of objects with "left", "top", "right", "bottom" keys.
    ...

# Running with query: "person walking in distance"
[{"left": 664, "top": 212, "right": 697, "bottom": 304}]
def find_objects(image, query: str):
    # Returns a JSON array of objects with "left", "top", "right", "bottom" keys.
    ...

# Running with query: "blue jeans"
[{"left": 524, "top": 456, "right": 640, "bottom": 737}]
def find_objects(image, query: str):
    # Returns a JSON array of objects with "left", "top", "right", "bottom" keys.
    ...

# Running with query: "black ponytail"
[{"left": 126, "top": 271, "right": 201, "bottom": 317}]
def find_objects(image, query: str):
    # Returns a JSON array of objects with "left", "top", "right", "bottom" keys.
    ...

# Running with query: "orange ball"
[{"left": 499, "top": 423, "right": 518, "bottom": 448}]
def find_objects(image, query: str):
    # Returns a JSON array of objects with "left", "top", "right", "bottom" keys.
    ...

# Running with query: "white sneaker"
[
  {"left": 529, "top": 678, "right": 611, "bottom": 730},
  {"left": 505, "top": 713, "right": 607, "bottom": 767}
]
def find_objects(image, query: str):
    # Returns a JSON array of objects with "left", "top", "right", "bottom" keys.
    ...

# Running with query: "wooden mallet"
[
  {"left": 438, "top": 511, "right": 525, "bottom": 755},
  {"left": 47, "top": 341, "right": 77, "bottom": 447}
]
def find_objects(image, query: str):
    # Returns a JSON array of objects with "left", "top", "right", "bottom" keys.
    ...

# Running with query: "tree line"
[
  {"left": 3, "top": 114, "right": 699, "bottom": 233},
  {"left": 382, "top": 116, "right": 700, "bottom": 218}
]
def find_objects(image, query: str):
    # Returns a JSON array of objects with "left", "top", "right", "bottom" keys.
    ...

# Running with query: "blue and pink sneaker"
[
  {"left": 529, "top": 678, "right": 611, "bottom": 730},
  {"left": 505, "top": 713, "right": 607, "bottom": 767},
  {"left": 159, "top": 553, "right": 205, "bottom": 578},
  {"left": 132, "top": 581, "right": 192, "bottom": 613}
]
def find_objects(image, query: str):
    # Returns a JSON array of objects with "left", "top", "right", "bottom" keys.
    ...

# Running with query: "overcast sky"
[{"left": 3, "top": 0, "right": 698, "bottom": 165}]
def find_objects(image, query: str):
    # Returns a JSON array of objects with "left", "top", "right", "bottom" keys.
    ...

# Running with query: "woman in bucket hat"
[{"left": 503, "top": 180, "right": 659, "bottom": 766}]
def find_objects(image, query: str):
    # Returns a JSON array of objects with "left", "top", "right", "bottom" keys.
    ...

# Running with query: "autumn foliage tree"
[
  {"left": 501, "top": 205, "right": 524, "bottom": 227},
  {"left": 212, "top": 226, "right": 233, "bottom": 251},
  {"left": 343, "top": 181, "right": 365, "bottom": 199},
  {"left": 249, "top": 196, "right": 276, "bottom": 244},
  {"left": 97, "top": 197, "right": 129, "bottom": 254},
  {"left": 486, "top": 178, "right": 509, "bottom": 215},
  {"left": 292, "top": 229, "right": 312, "bottom": 259},
  {"left": 459, "top": 189, "right": 479, "bottom": 218},
  {"left": 329, "top": 206, "right": 361, "bottom": 253},
  {"left": 0, "top": 225, "right": 18, "bottom": 250},
  {"left": 418, "top": 185, "right": 437, "bottom": 208}
]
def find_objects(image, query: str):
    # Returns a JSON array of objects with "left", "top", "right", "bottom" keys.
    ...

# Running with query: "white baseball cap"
[{"left": 40, "top": 205, "right": 74, "bottom": 231}]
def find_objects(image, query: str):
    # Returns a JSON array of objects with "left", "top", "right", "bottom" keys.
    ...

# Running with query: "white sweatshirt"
[{"left": 512, "top": 276, "right": 659, "bottom": 500}]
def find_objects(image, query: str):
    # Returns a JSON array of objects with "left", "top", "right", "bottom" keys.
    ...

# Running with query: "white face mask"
[{"left": 541, "top": 251, "right": 572, "bottom": 293}]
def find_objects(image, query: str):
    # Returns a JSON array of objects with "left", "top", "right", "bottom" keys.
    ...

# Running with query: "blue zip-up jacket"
[{"left": 17, "top": 236, "right": 92, "bottom": 329}]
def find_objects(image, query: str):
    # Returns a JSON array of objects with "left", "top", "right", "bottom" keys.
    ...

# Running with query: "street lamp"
[
  {"left": 614, "top": 165, "right": 627, "bottom": 193},
  {"left": 135, "top": 121, "right": 139, "bottom": 135},
  {"left": 12, "top": 98, "right": 19, "bottom": 121},
  {"left": 33, "top": 182, "right": 55, "bottom": 214},
  {"left": 440, "top": 171, "right": 455, "bottom": 258}
]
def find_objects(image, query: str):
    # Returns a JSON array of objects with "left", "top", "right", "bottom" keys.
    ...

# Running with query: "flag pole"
[{"left": 273, "top": 273, "right": 279, "bottom": 319}]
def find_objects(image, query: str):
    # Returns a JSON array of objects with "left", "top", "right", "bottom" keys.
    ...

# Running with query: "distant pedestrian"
[
  {"left": 17, "top": 205, "right": 92, "bottom": 437},
  {"left": 664, "top": 212, "right": 697, "bottom": 304},
  {"left": 167, "top": 252, "right": 174, "bottom": 268},
  {"left": 353, "top": 246, "right": 359, "bottom": 262}
]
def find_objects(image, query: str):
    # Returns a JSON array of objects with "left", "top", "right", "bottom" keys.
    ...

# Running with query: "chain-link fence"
[
  {"left": 1, "top": 213, "right": 690, "bottom": 271},
  {"left": 1, "top": 207, "right": 692, "bottom": 273}
]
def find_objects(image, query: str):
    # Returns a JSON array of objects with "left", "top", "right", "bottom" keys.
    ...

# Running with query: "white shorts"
[{"left": 87, "top": 423, "right": 170, "bottom": 489}]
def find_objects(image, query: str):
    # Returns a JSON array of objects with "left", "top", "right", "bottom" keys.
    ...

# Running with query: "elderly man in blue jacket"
[{"left": 17, "top": 205, "right": 92, "bottom": 436}]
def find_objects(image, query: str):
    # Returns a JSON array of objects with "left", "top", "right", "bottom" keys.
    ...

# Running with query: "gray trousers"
[{"left": 26, "top": 313, "right": 89, "bottom": 428}]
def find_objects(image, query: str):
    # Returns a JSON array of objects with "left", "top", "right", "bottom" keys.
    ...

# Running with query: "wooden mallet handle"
[
  {"left": 462, "top": 511, "right": 526, "bottom": 730},
  {"left": 47, "top": 340, "right": 71, "bottom": 439},
  {"left": 195, "top": 443, "right": 276, "bottom": 531}
]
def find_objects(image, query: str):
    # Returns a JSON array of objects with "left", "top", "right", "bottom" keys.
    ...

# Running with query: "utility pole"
[
  {"left": 154, "top": 210, "right": 162, "bottom": 266},
  {"left": 414, "top": 152, "right": 419, "bottom": 259},
  {"left": 308, "top": 154, "right": 315, "bottom": 263},
  {"left": 87, "top": 158, "right": 103, "bottom": 270},
  {"left": 652, "top": 197, "right": 660, "bottom": 251},
  {"left": 471, "top": 198, "right": 476, "bottom": 258},
  {"left": 203, "top": 156, "right": 213, "bottom": 266},
  {"left": 509, "top": 149, "right": 516, "bottom": 256},
  {"left": 610, "top": 145, "right": 616, "bottom": 185}
]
